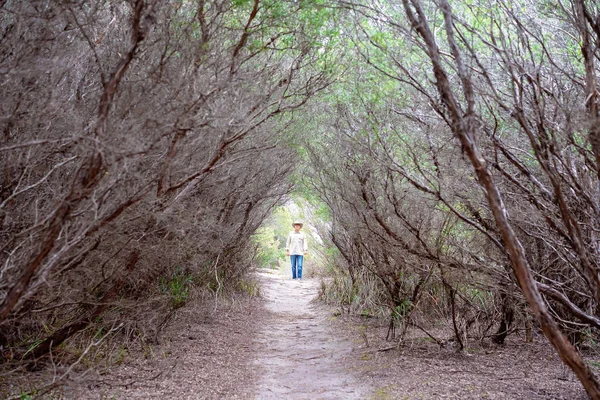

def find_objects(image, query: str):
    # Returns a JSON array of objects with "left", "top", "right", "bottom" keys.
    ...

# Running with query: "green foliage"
[
  {"left": 252, "top": 206, "right": 294, "bottom": 269},
  {"left": 393, "top": 298, "right": 414, "bottom": 321},
  {"left": 253, "top": 226, "right": 282, "bottom": 268},
  {"left": 160, "top": 267, "right": 193, "bottom": 308},
  {"left": 466, "top": 287, "right": 493, "bottom": 308},
  {"left": 115, "top": 345, "right": 127, "bottom": 365},
  {"left": 319, "top": 268, "right": 389, "bottom": 317},
  {"left": 232, "top": 0, "right": 252, "bottom": 6},
  {"left": 23, "top": 338, "right": 44, "bottom": 357},
  {"left": 238, "top": 278, "right": 261, "bottom": 297}
]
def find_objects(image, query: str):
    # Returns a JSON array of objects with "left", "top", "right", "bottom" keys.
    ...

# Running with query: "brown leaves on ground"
[
  {"left": 65, "top": 295, "right": 263, "bottom": 399},
  {"left": 333, "top": 313, "right": 591, "bottom": 400}
]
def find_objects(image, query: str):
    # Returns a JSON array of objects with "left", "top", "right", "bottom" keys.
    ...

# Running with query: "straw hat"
[{"left": 292, "top": 221, "right": 303, "bottom": 227}]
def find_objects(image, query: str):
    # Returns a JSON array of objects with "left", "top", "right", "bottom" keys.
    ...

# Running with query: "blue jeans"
[{"left": 290, "top": 255, "right": 304, "bottom": 279}]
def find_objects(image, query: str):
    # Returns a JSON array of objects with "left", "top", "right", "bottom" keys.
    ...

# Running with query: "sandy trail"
[{"left": 254, "top": 271, "right": 366, "bottom": 399}]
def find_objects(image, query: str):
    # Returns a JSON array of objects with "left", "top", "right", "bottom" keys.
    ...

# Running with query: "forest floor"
[
  {"left": 333, "top": 311, "right": 589, "bottom": 400},
  {"left": 15, "top": 269, "right": 591, "bottom": 399},
  {"left": 60, "top": 269, "right": 366, "bottom": 399},
  {"left": 253, "top": 271, "right": 588, "bottom": 399}
]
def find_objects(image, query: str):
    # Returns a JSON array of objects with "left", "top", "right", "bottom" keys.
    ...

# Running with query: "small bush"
[{"left": 160, "top": 268, "right": 193, "bottom": 308}]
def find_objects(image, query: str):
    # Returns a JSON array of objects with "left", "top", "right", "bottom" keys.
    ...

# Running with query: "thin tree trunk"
[{"left": 401, "top": 0, "right": 600, "bottom": 396}]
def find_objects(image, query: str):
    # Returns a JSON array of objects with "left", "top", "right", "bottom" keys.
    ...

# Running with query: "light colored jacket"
[{"left": 286, "top": 231, "right": 307, "bottom": 255}]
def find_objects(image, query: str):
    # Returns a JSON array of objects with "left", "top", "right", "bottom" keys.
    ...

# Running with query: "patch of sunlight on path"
[{"left": 254, "top": 270, "right": 367, "bottom": 400}]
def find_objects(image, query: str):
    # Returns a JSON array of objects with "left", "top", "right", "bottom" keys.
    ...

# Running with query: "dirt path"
[
  {"left": 10, "top": 269, "right": 589, "bottom": 399},
  {"left": 253, "top": 271, "right": 367, "bottom": 399},
  {"left": 59, "top": 269, "right": 368, "bottom": 400}
]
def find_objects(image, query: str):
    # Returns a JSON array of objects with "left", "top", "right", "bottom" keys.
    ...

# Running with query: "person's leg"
[
  {"left": 297, "top": 255, "right": 303, "bottom": 279},
  {"left": 290, "top": 255, "right": 298, "bottom": 279}
]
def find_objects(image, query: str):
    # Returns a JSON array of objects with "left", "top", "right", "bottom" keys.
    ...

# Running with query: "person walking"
[{"left": 286, "top": 221, "right": 308, "bottom": 279}]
